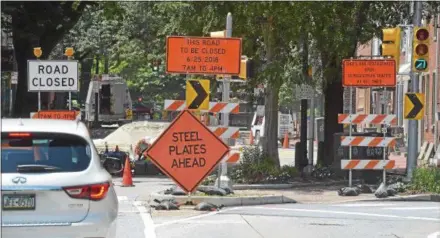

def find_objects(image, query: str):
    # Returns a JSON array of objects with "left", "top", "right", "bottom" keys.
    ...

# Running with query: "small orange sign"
[
  {"left": 146, "top": 110, "right": 230, "bottom": 193},
  {"left": 342, "top": 59, "right": 396, "bottom": 87},
  {"left": 34, "top": 110, "right": 77, "bottom": 120},
  {"left": 166, "top": 36, "right": 242, "bottom": 75}
]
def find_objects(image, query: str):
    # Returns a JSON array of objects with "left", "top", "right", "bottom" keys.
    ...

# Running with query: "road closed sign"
[
  {"left": 342, "top": 59, "right": 396, "bottom": 87},
  {"left": 28, "top": 60, "right": 79, "bottom": 92},
  {"left": 146, "top": 110, "right": 230, "bottom": 193},
  {"left": 166, "top": 36, "right": 242, "bottom": 75}
]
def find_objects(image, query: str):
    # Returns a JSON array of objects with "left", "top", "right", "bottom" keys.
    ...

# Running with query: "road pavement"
[{"left": 114, "top": 185, "right": 440, "bottom": 238}]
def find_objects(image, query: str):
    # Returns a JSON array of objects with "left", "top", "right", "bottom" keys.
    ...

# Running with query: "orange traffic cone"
[
  {"left": 121, "top": 156, "right": 134, "bottom": 187},
  {"left": 249, "top": 131, "right": 254, "bottom": 145},
  {"left": 282, "top": 132, "right": 289, "bottom": 148}
]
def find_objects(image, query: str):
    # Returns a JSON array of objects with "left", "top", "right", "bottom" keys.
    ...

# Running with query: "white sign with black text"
[{"left": 28, "top": 60, "right": 79, "bottom": 92}]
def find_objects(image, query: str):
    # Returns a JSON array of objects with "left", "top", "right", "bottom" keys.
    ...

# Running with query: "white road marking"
[
  {"left": 133, "top": 201, "right": 157, "bottom": 238},
  {"left": 334, "top": 203, "right": 396, "bottom": 207},
  {"left": 247, "top": 206, "right": 440, "bottom": 222},
  {"left": 428, "top": 231, "right": 440, "bottom": 238},
  {"left": 170, "top": 220, "right": 245, "bottom": 225},
  {"left": 383, "top": 207, "right": 440, "bottom": 211},
  {"left": 154, "top": 207, "right": 242, "bottom": 228}
]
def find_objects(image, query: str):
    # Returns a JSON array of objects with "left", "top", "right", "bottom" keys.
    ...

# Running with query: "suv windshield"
[{"left": 1, "top": 132, "right": 92, "bottom": 173}]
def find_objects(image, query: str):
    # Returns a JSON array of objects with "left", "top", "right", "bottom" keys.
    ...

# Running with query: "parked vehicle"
[
  {"left": 1, "top": 118, "right": 118, "bottom": 238},
  {"left": 84, "top": 75, "right": 133, "bottom": 128},
  {"left": 250, "top": 105, "right": 295, "bottom": 145}
]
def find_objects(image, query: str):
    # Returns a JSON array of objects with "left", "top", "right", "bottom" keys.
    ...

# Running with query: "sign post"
[
  {"left": 146, "top": 110, "right": 230, "bottom": 195},
  {"left": 342, "top": 58, "right": 397, "bottom": 187},
  {"left": 165, "top": 13, "right": 241, "bottom": 191}
]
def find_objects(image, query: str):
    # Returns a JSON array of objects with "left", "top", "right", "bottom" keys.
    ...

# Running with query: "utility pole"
[
  {"left": 407, "top": 1, "right": 422, "bottom": 181},
  {"left": 217, "top": 13, "right": 233, "bottom": 188},
  {"left": 434, "top": 11, "right": 440, "bottom": 150}
]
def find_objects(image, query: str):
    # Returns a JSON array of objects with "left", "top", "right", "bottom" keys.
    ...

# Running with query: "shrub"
[
  {"left": 230, "top": 146, "right": 299, "bottom": 184},
  {"left": 409, "top": 167, "right": 440, "bottom": 194}
]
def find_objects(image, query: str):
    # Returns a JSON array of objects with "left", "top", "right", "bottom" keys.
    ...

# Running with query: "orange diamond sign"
[{"left": 146, "top": 110, "right": 230, "bottom": 193}]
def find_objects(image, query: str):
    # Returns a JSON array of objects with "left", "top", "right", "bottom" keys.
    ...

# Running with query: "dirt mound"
[{"left": 93, "top": 121, "right": 170, "bottom": 151}]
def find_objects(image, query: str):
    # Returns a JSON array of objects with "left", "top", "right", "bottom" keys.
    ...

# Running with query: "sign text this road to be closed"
[
  {"left": 27, "top": 60, "right": 79, "bottom": 92},
  {"left": 166, "top": 36, "right": 242, "bottom": 75}
]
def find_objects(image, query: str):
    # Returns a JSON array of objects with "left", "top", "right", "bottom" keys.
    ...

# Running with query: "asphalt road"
[{"left": 114, "top": 189, "right": 440, "bottom": 238}]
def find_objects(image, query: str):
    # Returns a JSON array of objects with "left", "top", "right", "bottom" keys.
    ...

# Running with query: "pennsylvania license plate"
[{"left": 2, "top": 194, "right": 36, "bottom": 210}]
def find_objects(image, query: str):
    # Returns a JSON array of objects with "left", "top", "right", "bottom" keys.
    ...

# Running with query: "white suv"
[{"left": 1, "top": 118, "right": 118, "bottom": 238}]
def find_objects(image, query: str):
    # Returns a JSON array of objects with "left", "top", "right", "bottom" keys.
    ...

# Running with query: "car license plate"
[{"left": 2, "top": 194, "right": 36, "bottom": 211}]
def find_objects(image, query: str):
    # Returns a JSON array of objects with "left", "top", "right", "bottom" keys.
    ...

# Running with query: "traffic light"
[
  {"left": 238, "top": 57, "right": 254, "bottom": 80},
  {"left": 412, "top": 27, "right": 430, "bottom": 72},
  {"left": 381, "top": 27, "right": 401, "bottom": 68}
]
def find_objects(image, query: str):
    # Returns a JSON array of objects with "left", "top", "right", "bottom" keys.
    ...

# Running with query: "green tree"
[{"left": 1, "top": 1, "right": 95, "bottom": 117}]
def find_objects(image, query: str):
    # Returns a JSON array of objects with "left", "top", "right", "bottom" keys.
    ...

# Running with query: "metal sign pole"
[
  {"left": 382, "top": 87, "right": 387, "bottom": 185},
  {"left": 38, "top": 91, "right": 41, "bottom": 111},
  {"left": 69, "top": 92, "right": 72, "bottom": 110},
  {"left": 407, "top": 1, "right": 422, "bottom": 181},
  {"left": 217, "top": 12, "right": 233, "bottom": 188},
  {"left": 348, "top": 86, "right": 353, "bottom": 187}
]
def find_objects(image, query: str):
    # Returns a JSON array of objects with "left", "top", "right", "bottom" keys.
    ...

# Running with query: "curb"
[
  {"left": 231, "top": 180, "right": 358, "bottom": 190},
  {"left": 356, "top": 194, "right": 440, "bottom": 202},
  {"left": 150, "top": 192, "right": 297, "bottom": 207}
]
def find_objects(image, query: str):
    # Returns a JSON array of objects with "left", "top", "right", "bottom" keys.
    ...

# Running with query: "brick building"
[{"left": 355, "top": 15, "right": 440, "bottom": 151}]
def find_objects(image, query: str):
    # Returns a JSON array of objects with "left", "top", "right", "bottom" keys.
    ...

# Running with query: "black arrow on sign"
[
  {"left": 406, "top": 94, "right": 423, "bottom": 119},
  {"left": 188, "top": 80, "right": 208, "bottom": 109}
]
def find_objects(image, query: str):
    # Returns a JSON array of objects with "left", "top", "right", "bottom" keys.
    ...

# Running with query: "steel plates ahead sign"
[
  {"left": 28, "top": 60, "right": 79, "bottom": 92},
  {"left": 146, "top": 110, "right": 230, "bottom": 193},
  {"left": 342, "top": 59, "right": 396, "bottom": 87},
  {"left": 166, "top": 36, "right": 242, "bottom": 75}
]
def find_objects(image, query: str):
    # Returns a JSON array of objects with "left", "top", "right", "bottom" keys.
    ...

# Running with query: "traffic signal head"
[
  {"left": 381, "top": 27, "right": 401, "bottom": 68},
  {"left": 412, "top": 27, "right": 430, "bottom": 72},
  {"left": 238, "top": 58, "right": 254, "bottom": 80}
]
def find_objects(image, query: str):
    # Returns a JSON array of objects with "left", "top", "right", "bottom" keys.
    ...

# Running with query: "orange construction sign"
[
  {"left": 33, "top": 110, "right": 77, "bottom": 120},
  {"left": 146, "top": 110, "right": 230, "bottom": 193},
  {"left": 342, "top": 59, "right": 396, "bottom": 87},
  {"left": 166, "top": 36, "right": 242, "bottom": 75}
]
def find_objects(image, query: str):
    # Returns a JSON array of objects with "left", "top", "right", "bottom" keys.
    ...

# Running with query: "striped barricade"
[
  {"left": 340, "top": 136, "right": 397, "bottom": 147},
  {"left": 209, "top": 127, "right": 240, "bottom": 139},
  {"left": 164, "top": 100, "right": 239, "bottom": 114},
  {"left": 338, "top": 114, "right": 397, "bottom": 125},
  {"left": 226, "top": 152, "right": 240, "bottom": 163},
  {"left": 341, "top": 159, "right": 396, "bottom": 170}
]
